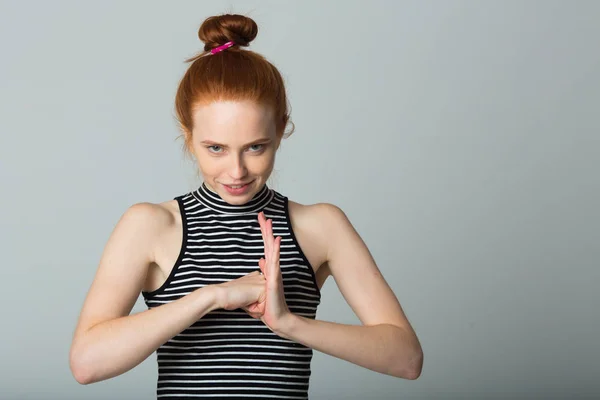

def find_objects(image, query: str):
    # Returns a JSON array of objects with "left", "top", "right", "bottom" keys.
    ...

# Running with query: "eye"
[
  {"left": 207, "top": 145, "right": 223, "bottom": 153},
  {"left": 249, "top": 144, "right": 264, "bottom": 152}
]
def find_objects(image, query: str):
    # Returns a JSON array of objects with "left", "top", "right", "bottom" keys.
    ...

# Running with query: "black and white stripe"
[{"left": 142, "top": 182, "right": 321, "bottom": 399}]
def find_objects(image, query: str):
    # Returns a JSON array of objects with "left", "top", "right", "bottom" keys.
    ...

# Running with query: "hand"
[
  {"left": 246, "top": 211, "right": 292, "bottom": 332},
  {"left": 242, "top": 267, "right": 267, "bottom": 319},
  {"left": 215, "top": 270, "right": 266, "bottom": 311}
]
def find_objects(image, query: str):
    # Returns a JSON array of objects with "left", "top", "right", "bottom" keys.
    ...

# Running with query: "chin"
[{"left": 225, "top": 196, "right": 252, "bottom": 205}]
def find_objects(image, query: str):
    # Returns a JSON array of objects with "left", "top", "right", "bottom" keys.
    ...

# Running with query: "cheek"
[
  {"left": 241, "top": 158, "right": 269, "bottom": 174},
  {"left": 254, "top": 151, "right": 276, "bottom": 170},
  {"left": 194, "top": 156, "right": 217, "bottom": 175}
]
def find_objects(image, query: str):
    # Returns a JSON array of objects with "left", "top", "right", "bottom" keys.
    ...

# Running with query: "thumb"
[
  {"left": 257, "top": 288, "right": 267, "bottom": 304},
  {"left": 258, "top": 257, "right": 267, "bottom": 275}
]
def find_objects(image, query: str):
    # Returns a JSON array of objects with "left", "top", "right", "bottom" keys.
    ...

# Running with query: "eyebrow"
[{"left": 200, "top": 138, "right": 272, "bottom": 147}]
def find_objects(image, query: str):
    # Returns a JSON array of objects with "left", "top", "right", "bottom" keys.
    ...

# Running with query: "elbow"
[
  {"left": 388, "top": 339, "right": 423, "bottom": 380},
  {"left": 72, "top": 369, "right": 93, "bottom": 386},
  {"left": 69, "top": 343, "right": 96, "bottom": 385},
  {"left": 404, "top": 348, "right": 424, "bottom": 380},
  {"left": 387, "top": 326, "right": 424, "bottom": 380},
  {"left": 405, "top": 366, "right": 422, "bottom": 380}
]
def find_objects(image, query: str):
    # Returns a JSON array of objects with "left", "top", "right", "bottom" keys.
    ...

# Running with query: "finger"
[
  {"left": 246, "top": 310, "right": 261, "bottom": 319},
  {"left": 257, "top": 272, "right": 267, "bottom": 303},
  {"left": 258, "top": 257, "right": 267, "bottom": 276},
  {"left": 265, "top": 216, "right": 273, "bottom": 258},
  {"left": 268, "top": 236, "right": 281, "bottom": 280},
  {"left": 246, "top": 302, "right": 265, "bottom": 318},
  {"left": 258, "top": 212, "right": 270, "bottom": 260},
  {"left": 248, "top": 270, "right": 262, "bottom": 278},
  {"left": 268, "top": 219, "right": 275, "bottom": 256},
  {"left": 246, "top": 300, "right": 265, "bottom": 313},
  {"left": 267, "top": 218, "right": 273, "bottom": 239},
  {"left": 251, "top": 299, "right": 265, "bottom": 313},
  {"left": 262, "top": 218, "right": 272, "bottom": 262},
  {"left": 274, "top": 236, "right": 281, "bottom": 272},
  {"left": 241, "top": 305, "right": 253, "bottom": 316}
]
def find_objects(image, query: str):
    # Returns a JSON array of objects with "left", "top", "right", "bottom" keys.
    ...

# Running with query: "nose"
[{"left": 228, "top": 153, "right": 248, "bottom": 180}]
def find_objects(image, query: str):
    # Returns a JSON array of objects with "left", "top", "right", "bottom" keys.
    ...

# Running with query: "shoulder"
[
  {"left": 115, "top": 200, "right": 179, "bottom": 257},
  {"left": 287, "top": 199, "right": 350, "bottom": 241},
  {"left": 120, "top": 200, "right": 177, "bottom": 229},
  {"left": 288, "top": 200, "right": 348, "bottom": 224}
]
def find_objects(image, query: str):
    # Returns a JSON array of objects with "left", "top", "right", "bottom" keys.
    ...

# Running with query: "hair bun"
[{"left": 198, "top": 14, "right": 258, "bottom": 52}]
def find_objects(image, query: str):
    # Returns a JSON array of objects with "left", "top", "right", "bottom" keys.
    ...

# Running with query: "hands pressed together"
[{"left": 214, "top": 211, "right": 292, "bottom": 333}]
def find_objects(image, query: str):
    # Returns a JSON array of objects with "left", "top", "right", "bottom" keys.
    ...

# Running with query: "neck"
[{"left": 193, "top": 181, "right": 273, "bottom": 215}]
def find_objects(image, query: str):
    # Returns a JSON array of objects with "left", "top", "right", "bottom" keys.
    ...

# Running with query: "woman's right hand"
[{"left": 215, "top": 271, "right": 267, "bottom": 312}]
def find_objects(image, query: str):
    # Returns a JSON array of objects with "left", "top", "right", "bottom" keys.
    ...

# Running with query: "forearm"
[
  {"left": 277, "top": 315, "right": 423, "bottom": 379},
  {"left": 70, "top": 285, "right": 219, "bottom": 384}
]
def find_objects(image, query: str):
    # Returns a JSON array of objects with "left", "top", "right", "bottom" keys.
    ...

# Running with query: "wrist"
[
  {"left": 196, "top": 285, "right": 222, "bottom": 314},
  {"left": 274, "top": 312, "right": 300, "bottom": 340}
]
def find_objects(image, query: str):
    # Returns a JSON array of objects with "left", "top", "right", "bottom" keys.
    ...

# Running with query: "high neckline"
[{"left": 192, "top": 181, "right": 274, "bottom": 215}]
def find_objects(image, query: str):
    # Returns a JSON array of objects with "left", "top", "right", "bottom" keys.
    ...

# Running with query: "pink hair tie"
[{"left": 210, "top": 41, "right": 235, "bottom": 54}]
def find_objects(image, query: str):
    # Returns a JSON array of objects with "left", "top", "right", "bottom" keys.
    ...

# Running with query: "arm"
[
  {"left": 69, "top": 203, "right": 221, "bottom": 385},
  {"left": 275, "top": 204, "right": 423, "bottom": 379}
]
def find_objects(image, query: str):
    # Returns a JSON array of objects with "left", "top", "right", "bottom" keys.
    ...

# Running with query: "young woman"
[{"left": 69, "top": 13, "right": 423, "bottom": 399}]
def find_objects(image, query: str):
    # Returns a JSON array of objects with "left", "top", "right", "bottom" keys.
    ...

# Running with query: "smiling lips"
[{"left": 222, "top": 180, "right": 254, "bottom": 195}]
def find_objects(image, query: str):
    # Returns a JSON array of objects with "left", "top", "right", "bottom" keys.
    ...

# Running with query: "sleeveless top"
[{"left": 141, "top": 182, "right": 322, "bottom": 399}]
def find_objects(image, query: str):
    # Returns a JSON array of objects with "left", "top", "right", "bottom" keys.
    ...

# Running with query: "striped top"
[{"left": 142, "top": 182, "right": 322, "bottom": 399}]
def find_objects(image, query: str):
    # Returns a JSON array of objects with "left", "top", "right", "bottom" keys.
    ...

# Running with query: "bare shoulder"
[
  {"left": 287, "top": 200, "right": 343, "bottom": 222},
  {"left": 130, "top": 199, "right": 183, "bottom": 269},
  {"left": 286, "top": 200, "right": 337, "bottom": 243},
  {"left": 287, "top": 200, "right": 347, "bottom": 239},
  {"left": 129, "top": 198, "right": 180, "bottom": 235},
  {"left": 96, "top": 202, "right": 167, "bottom": 261},
  {"left": 286, "top": 200, "right": 347, "bottom": 285},
  {"left": 125, "top": 200, "right": 177, "bottom": 230}
]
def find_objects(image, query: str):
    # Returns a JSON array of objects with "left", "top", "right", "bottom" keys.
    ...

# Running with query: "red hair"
[{"left": 174, "top": 14, "right": 294, "bottom": 157}]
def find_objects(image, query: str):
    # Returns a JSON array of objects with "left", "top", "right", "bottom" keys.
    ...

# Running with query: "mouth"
[
  {"left": 221, "top": 180, "right": 255, "bottom": 195},
  {"left": 223, "top": 181, "right": 253, "bottom": 189}
]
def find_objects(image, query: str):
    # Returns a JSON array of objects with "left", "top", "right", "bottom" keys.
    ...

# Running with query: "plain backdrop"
[{"left": 1, "top": 0, "right": 598, "bottom": 399}]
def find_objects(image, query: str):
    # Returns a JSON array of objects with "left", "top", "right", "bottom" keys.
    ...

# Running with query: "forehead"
[{"left": 191, "top": 100, "right": 275, "bottom": 142}]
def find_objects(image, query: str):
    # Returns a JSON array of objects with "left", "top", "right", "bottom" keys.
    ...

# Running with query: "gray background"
[{"left": 1, "top": 0, "right": 598, "bottom": 399}]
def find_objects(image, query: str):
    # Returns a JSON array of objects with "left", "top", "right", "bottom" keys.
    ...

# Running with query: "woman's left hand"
[{"left": 243, "top": 211, "right": 292, "bottom": 333}]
